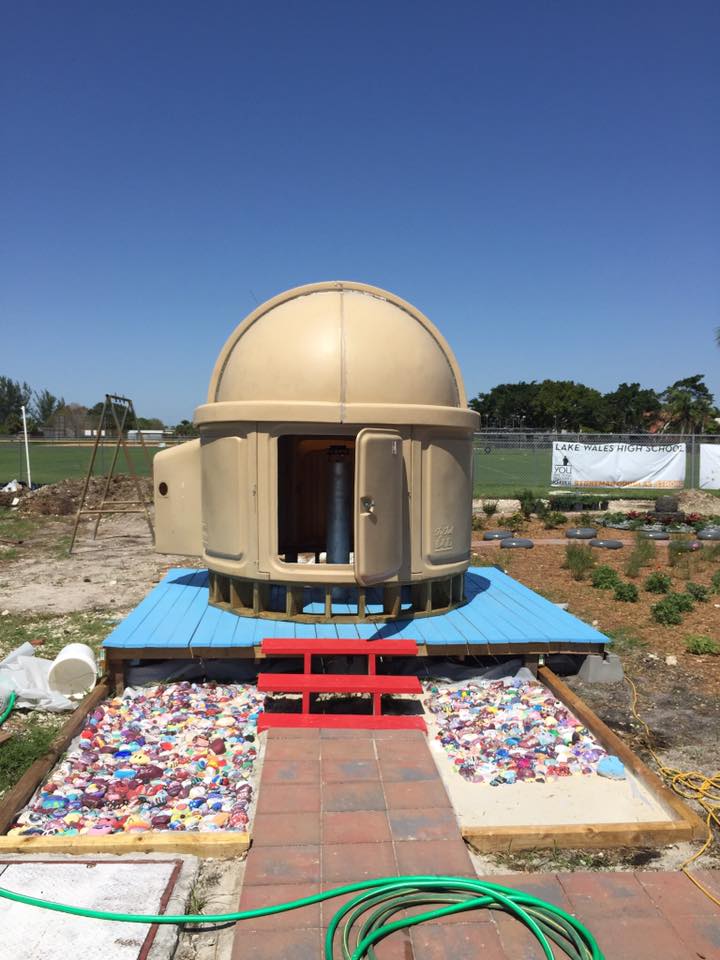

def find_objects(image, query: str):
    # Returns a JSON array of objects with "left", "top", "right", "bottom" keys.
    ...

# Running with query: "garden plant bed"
[
  {"left": 473, "top": 525, "right": 720, "bottom": 697},
  {"left": 424, "top": 669, "right": 705, "bottom": 852}
]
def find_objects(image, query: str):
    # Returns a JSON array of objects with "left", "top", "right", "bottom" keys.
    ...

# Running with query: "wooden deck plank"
[
  {"left": 258, "top": 673, "right": 422, "bottom": 694},
  {"left": 485, "top": 568, "right": 602, "bottom": 642},
  {"left": 107, "top": 568, "right": 200, "bottom": 650},
  {"left": 149, "top": 569, "right": 209, "bottom": 649},
  {"left": 105, "top": 566, "right": 610, "bottom": 654},
  {"left": 473, "top": 570, "right": 558, "bottom": 640},
  {"left": 262, "top": 638, "right": 418, "bottom": 656},
  {"left": 187, "top": 603, "right": 226, "bottom": 649},
  {"left": 103, "top": 569, "right": 189, "bottom": 648},
  {"left": 461, "top": 574, "right": 552, "bottom": 644}
]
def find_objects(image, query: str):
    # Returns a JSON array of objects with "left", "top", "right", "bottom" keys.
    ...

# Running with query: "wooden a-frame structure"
[{"left": 68, "top": 394, "right": 155, "bottom": 554}]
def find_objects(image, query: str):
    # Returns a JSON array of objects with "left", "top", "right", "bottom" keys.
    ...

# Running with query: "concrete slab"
[
  {"left": 0, "top": 857, "right": 198, "bottom": 960},
  {"left": 578, "top": 652, "right": 624, "bottom": 683}
]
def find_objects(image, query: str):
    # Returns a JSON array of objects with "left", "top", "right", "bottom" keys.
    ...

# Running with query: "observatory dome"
[
  {"left": 156, "top": 279, "right": 479, "bottom": 619},
  {"left": 198, "top": 282, "right": 467, "bottom": 423}
]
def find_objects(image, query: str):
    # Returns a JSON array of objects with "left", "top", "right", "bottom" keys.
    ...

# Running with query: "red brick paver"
[{"left": 232, "top": 728, "right": 720, "bottom": 959}]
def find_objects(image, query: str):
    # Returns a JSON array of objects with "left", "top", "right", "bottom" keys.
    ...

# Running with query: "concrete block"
[{"left": 578, "top": 652, "right": 624, "bottom": 684}]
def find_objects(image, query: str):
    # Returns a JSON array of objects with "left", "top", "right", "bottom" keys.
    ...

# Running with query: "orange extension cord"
[{"left": 625, "top": 675, "right": 720, "bottom": 907}]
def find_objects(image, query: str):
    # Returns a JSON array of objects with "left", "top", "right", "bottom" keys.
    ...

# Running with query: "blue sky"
[{"left": 2, "top": 1, "right": 718, "bottom": 424}]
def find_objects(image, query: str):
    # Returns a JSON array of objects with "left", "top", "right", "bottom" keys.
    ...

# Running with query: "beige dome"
[{"left": 205, "top": 282, "right": 467, "bottom": 410}]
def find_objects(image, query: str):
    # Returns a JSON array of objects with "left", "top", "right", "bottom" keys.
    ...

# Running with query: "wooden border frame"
[
  {"left": 0, "top": 680, "right": 249, "bottom": 858},
  {"left": 461, "top": 667, "right": 706, "bottom": 852}
]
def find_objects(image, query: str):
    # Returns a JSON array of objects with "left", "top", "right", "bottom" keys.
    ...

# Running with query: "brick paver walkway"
[{"left": 231, "top": 727, "right": 720, "bottom": 959}]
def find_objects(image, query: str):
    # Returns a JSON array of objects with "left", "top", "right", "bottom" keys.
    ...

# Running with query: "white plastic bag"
[{"left": 0, "top": 642, "right": 74, "bottom": 711}]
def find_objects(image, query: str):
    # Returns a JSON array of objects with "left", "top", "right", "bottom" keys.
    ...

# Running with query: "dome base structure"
[{"left": 208, "top": 571, "right": 467, "bottom": 623}]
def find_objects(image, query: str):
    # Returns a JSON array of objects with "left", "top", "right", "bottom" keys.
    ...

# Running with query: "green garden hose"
[
  {"left": 0, "top": 874, "right": 604, "bottom": 960},
  {"left": 0, "top": 689, "right": 16, "bottom": 726}
]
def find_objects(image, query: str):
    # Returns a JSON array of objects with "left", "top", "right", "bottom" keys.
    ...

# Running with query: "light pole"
[{"left": 20, "top": 405, "right": 32, "bottom": 488}]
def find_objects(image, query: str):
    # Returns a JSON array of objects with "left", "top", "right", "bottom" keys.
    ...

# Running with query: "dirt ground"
[{"left": 1, "top": 479, "right": 193, "bottom": 617}]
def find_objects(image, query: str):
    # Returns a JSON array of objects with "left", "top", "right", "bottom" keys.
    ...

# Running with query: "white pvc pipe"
[{"left": 20, "top": 404, "right": 32, "bottom": 488}]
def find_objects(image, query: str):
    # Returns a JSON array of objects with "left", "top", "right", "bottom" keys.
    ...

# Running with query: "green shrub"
[
  {"left": 517, "top": 489, "right": 539, "bottom": 519},
  {"left": 563, "top": 543, "right": 596, "bottom": 581},
  {"left": 651, "top": 592, "right": 695, "bottom": 625},
  {"left": 592, "top": 565, "right": 621, "bottom": 590},
  {"left": 712, "top": 570, "right": 720, "bottom": 593},
  {"left": 543, "top": 511, "right": 568, "bottom": 529},
  {"left": 625, "top": 536, "right": 656, "bottom": 578},
  {"left": 651, "top": 598, "right": 684, "bottom": 626},
  {"left": 644, "top": 572, "right": 672, "bottom": 594},
  {"left": 481, "top": 500, "right": 498, "bottom": 517},
  {"left": 614, "top": 581, "right": 639, "bottom": 603},
  {"left": 505, "top": 512, "right": 526, "bottom": 530},
  {"left": 685, "top": 582, "right": 709, "bottom": 603},
  {"left": 671, "top": 592, "right": 695, "bottom": 612},
  {"left": 685, "top": 635, "right": 720, "bottom": 655},
  {"left": 471, "top": 514, "right": 485, "bottom": 531},
  {"left": 602, "top": 511, "right": 627, "bottom": 525}
]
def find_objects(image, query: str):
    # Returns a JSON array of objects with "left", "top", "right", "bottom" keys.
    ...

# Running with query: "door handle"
[{"left": 360, "top": 496, "right": 375, "bottom": 514}]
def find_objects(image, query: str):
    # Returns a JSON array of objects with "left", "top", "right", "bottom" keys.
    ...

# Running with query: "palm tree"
[{"left": 662, "top": 376, "right": 716, "bottom": 434}]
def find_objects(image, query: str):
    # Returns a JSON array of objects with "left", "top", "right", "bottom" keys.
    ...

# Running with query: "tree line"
[
  {"left": 4, "top": 372, "right": 717, "bottom": 438},
  {"left": 0, "top": 377, "right": 166, "bottom": 436},
  {"left": 470, "top": 376, "right": 718, "bottom": 434}
]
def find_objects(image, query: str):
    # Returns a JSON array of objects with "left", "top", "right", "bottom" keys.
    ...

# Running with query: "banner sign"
[
  {"left": 699, "top": 444, "right": 720, "bottom": 490},
  {"left": 551, "top": 442, "right": 686, "bottom": 489}
]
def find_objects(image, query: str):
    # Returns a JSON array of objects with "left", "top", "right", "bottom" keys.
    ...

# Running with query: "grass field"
[
  {"left": 468, "top": 447, "right": 708, "bottom": 498},
  {"left": 0, "top": 441, "right": 161, "bottom": 484},
  {"left": 1, "top": 440, "right": 715, "bottom": 499}
]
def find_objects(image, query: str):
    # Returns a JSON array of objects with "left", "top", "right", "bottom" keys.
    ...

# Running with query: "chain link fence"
[{"left": 472, "top": 432, "right": 720, "bottom": 498}]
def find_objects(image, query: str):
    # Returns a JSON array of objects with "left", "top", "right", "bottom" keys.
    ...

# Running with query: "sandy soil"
[
  {"left": 422, "top": 692, "right": 671, "bottom": 829},
  {"left": 1, "top": 513, "right": 194, "bottom": 616}
]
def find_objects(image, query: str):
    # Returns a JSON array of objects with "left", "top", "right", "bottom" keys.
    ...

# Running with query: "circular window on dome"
[{"left": 158, "top": 482, "right": 168, "bottom": 496}]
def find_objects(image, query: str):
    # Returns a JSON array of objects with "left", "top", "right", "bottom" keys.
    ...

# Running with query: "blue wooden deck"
[{"left": 103, "top": 567, "right": 608, "bottom": 653}]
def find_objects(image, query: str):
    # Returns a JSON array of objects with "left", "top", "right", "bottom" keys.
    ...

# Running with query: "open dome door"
[{"left": 354, "top": 428, "right": 403, "bottom": 586}]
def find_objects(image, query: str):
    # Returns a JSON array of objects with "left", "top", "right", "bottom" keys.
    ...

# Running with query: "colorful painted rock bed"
[
  {"left": 10, "top": 682, "right": 265, "bottom": 836},
  {"left": 427, "top": 678, "right": 608, "bottom": 786}
]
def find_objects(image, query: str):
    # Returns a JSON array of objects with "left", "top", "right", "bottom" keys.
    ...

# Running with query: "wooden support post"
[
  {"left": 106, "top": 654, "right": 126, "bottom": 694},
  {"left": 383, "top": 585, "right": 401, "bottom": 618},
  {"left": 523, "top": 653, "right": 540, "bottom": 677}
]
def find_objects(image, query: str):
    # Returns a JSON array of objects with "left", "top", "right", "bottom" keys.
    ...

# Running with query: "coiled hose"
[{"left": 0, "top": 874, "right": 603, "bottom": 959}]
